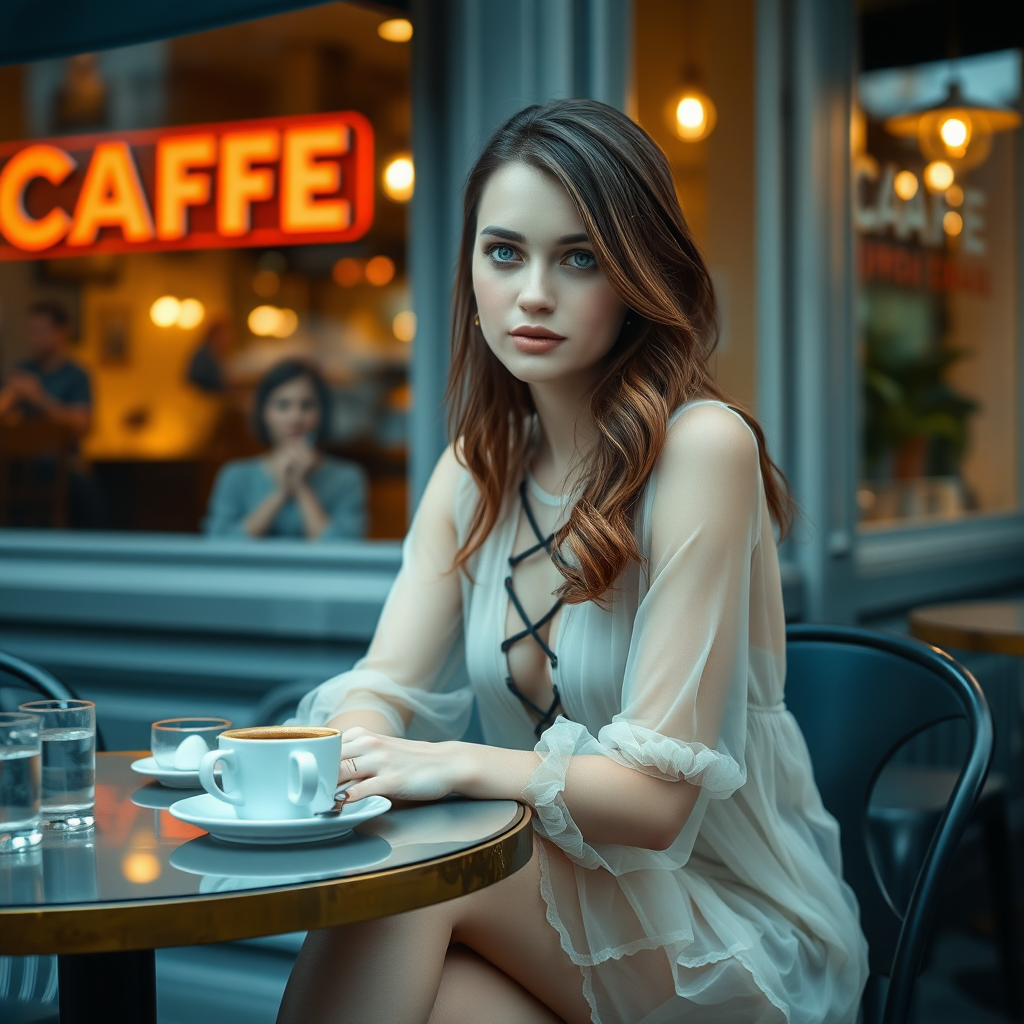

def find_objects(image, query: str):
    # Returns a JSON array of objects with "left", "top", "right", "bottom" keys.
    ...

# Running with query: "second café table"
[
  {"left": 0, "top": 753, "right": 534, "bottom": 1024},
  {"left": 909, "top": 599, "right": 1024, "bottom": 657}
]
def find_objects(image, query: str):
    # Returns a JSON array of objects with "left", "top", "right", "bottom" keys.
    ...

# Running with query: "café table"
[
  {"left": 909, "top": 599, "right": 1024, "bottom": 657},
  {"left": 0, "top": 752, "right": 533, "bottom": 1024}
]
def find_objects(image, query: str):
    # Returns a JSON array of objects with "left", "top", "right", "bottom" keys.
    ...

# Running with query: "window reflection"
[
  {"left": 855, "top": 50, "right": 1021, "bottom": 526},
  {"left": 0, "top": 4, "right": 411, "bottom": 539}
]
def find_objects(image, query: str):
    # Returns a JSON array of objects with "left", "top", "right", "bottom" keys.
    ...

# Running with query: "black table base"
[{"left": 58, "top": 949, "right": 156, "bottom": 1024}]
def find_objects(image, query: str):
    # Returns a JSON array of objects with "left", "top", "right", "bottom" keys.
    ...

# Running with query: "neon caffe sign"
[{"left": 0, "top": 112, "right": 373, "bottom": 260}]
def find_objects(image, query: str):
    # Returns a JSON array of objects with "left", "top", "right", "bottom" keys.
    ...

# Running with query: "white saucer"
[
  {"left": 131, "top": 756, "right": 207, "bottom": 789},
  {"left": 168, "top": 793, "right": 392, "bottom": 845}
]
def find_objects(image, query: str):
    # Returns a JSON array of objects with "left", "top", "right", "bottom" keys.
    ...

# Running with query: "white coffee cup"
[{"left": 198, "top": 726, "right": 341, "bottom": 821}]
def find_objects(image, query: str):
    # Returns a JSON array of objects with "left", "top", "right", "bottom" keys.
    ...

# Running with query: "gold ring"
[{"left": 343, "top": 757, "right": 358, "bottom": 775}]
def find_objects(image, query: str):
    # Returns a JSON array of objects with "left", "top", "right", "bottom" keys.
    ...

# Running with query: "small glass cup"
[
  {"left": 0, "top": 711, "right": 43, "bottom": 853},
  {"left": 18, "top": 700, "right": 96, "bottom": 832},
  {"left": 151, "top": 718, "right": 231, "bottom": 771}
]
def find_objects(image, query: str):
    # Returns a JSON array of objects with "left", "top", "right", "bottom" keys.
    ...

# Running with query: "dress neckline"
[{"left": 525, "top": 471, "right": 572, "bottom": 508}]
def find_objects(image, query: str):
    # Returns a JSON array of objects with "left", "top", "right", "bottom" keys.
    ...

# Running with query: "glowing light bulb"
[
  {"left": 939, "top": 117, "right": 968, "bottom": 149},
  {"left": 150, "top": 296, "right": 181, "bottom": 328},
  {"left": 943, "top": 211, "right": 963, "bottom": 236},
  {"left": 176, "top": 298, "right": 205, "bottom": 329},
  {"left": 383, "top": 156, "right": 414, "bottom": 202},
  {"left": 945, "top": 184, "right": 964, "bottom": 207},
  {"left": 122, "top": 852, "right": 160, "bottom": 884},
  {"left": 923, "top": 161, "right": 954, "bottom": 193},
  {"left": 248, "top": 305, "right": 280, "bottom": 337},
  {"left": 272, "top": 308, "right": 298, "bottom": 338},
  {"left": 378, "top": 18, "right": 413, "bottom": 42},
  {"left": 393, "top": 311, "right": 416, "bottom": 343},
  {"left": 671, "top": 89, "right": 717, "bottom": 142},
  {"left": 893, "top": 171, "right": 919, "bottom": 201},
  {"left": 333, "top": 258, "right": 362, "bottom": 287}
]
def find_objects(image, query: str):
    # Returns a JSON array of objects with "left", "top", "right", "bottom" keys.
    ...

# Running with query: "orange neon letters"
[
  {"left": 281, "top": 125, "right": 351, "bottom": 233},
  {"left": 156, "top": 134, "right": 216, "bottom": 240},
  {"left": 218, "top": 130, "right": 280, "bottom": 236},
  {"left": 68, "top": 142, "right": 154, "bottom": 246},
  {"left": 0, "top": 145, "right": 76, "bottom": 251}
]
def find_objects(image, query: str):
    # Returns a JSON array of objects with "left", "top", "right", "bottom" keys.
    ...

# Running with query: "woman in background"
[{"left": 203, "top": 359, "right": 367, "bottom": 540}]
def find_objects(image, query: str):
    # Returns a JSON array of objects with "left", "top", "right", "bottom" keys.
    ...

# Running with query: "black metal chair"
[
  {"left": 785, "top": 625, "right": 994, "bottom": 1024},
  {"left": 0, "top": 650, "right": 105, "bottom": 752}
]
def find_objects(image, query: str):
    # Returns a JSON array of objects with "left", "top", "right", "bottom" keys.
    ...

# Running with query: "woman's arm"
[
  {"left": 293, "top": 479, "right": 330, "bottom": 540},
  {"left": 305, "top": 445, "right": 467, "bottom": 738}
]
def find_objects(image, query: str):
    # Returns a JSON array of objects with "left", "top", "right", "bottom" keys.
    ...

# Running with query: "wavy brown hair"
[{"left": 446, "top": 99, "right": 792, "bottom": 604}]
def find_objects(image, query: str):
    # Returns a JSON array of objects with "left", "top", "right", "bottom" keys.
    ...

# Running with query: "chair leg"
[{"left": 981, "top": 797, "right": 1024, "bottom": 1020}]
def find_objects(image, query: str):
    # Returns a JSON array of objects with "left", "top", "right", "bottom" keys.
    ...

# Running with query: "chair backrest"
[
  {"left": 784, "top": 624, "right": 992, "bottom": 1024},
  {"left": 0, "top": 649, "right": 106, "bottom": 751}
]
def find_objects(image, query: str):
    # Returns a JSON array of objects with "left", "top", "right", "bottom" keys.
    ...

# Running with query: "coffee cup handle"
[
  {"left": 288, "top": 750, "right": 320, "bottom": 807},
  {"left": 199, "top": 749, "right": 244, "bottom": 807}
]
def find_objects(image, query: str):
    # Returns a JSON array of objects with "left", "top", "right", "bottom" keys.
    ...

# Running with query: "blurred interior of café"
[{"left": 0, "top": 4, "right": 411, "bottom": 539}]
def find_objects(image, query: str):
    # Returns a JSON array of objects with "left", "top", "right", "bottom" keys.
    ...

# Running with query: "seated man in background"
[
  {"left": 0, "top": 301, "right": 104, "bottom": 527},
  {"left": 203, "top": 359, "right": 367, "bottom": 541},
  {"left": 0, "top": 301, "right": 92, "bottom": 437}
]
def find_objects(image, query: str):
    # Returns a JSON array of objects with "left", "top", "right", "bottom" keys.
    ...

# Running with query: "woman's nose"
[{"left": 517, "top": 264, "right": 555, "bottom": 314}]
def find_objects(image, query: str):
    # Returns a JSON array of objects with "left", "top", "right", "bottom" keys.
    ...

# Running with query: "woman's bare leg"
[
  {"left": 427, "top": 945, "right": 562, "bottom": 1024},
  {"left": 276, "top": 839, "right": 590, "bottom": 1024}
]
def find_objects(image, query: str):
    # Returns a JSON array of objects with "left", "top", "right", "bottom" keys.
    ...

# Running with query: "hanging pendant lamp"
[{"left": 884, "top": 81, "right": 1021, "bottom": 173}]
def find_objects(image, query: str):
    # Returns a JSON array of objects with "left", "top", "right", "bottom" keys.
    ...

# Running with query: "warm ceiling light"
[
  {"left": 272, "top": 308, "right": 298, "bottom": 338},
  {"left": 332, "top": 258, "right": 362, "bottom": 287},
  {"left": 939, "top": 116, "right": 968, "bottom": 150},
  {"left": 672, "top": 89, "right": 717, "bottom": 142},
  {"left": 176, "top": 298, "right": 205, "bottom": 329},
  {"left": 150, "top": 296, "right": 181, "bottom": 328},
  {"left": 248, "top": 305, "right": 281, "bottom": 337},
  {"left": 884, "top": 81, "right": 1021, "bottom": 172},
  {"left": 365, "top": 255, "right": 396, "bottom": 286},
  {"left": 943, "top": 211, "right": 963, "bottom": 236},
  {"left": 392, "top": 310, "right": 416, "bottom": 343},
  {"left": 945, "top": 183, "right": 964, "bottom": 207},
  {"left": 378, "top": 18, "right": 413, "bottom": 43},
  {"left": 893, "top": 170, "right": 919, "bottom": 201},
  {"left": 923, "top": 160, "right": 954, "bottom": 193},
  {"left": 383, "top": 156, "right": 414, "bottom": 202}
]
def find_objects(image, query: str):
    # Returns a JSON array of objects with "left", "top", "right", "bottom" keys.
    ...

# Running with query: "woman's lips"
[{"left": 510, "top": 327, "right": 565, "bottom": 354}]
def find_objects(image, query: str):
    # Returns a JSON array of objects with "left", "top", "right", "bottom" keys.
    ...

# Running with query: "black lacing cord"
[{"left": 503, "top": 480, "right": 566, "bottom": 738}]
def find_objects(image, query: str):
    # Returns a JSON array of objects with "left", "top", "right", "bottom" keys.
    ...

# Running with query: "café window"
[
  {"left": 854, "top": 49, "right": 1021, "bottom": 527},
  {"left": 0, "top": 3, "right": 412, "bottom": 539},
  {"left": 633, "top": 0, "right": 758, "bottom": 413}
]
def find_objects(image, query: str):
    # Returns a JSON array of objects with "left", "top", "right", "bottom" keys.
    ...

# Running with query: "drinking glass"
[
  {"left": 151, "top": 718, "right": 231, "bottom": 770},
  {"left": 0, "top": 711, "right": 42, "bottom": 853},
  {"left": 18, "top": 700, "right": 95, "bottom": 832}
]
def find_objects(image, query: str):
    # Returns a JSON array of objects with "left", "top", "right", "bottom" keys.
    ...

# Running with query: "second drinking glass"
[{"left": 17, "top": 700, "right": 96, "bottom": 832}]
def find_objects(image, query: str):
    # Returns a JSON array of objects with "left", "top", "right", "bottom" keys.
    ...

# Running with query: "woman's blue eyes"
[{"left": 484, "top": 243, "right": 597, "bottom": 270}]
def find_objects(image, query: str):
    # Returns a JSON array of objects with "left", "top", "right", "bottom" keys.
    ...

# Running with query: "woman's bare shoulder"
[{"left": 660, "top": 402, "right": 760, "bottom": 479}]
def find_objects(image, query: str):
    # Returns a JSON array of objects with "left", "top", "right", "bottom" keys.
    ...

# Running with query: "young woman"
[
  {"left": 203, "top": 359, "right": 367, "bottom": 540},
  {"left": 280, "top": 100, "right": 868, "bottom": 1023}
]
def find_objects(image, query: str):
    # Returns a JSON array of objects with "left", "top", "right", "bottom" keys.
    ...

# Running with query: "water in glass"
[
  {"left": 40, "top": 728, "right": 95, "bottom": 814},
  {"left": 0, "top": 746, "right": 41, "bottom": 832}
]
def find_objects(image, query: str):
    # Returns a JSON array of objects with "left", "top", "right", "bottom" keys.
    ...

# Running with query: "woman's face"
[
  {"left": 471, "top": 162, "right": 628, "bottom": 386},
  {"left": 263, "top": 375, "right": 321, "bottom": 446}
]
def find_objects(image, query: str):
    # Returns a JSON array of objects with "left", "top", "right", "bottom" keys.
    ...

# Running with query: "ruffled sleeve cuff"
[
  {"left": 597, "top": 720, "right": 746, "bottom": 799},
  {"left": 293, "top": 668, "right": 474, "bottom": 741},
  {"left": 522, "top": 717, "right": 606, "bottom": 870}
]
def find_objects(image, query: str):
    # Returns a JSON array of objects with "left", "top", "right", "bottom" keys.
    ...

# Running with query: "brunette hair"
[
  {"left": 253, "top": 359, "right": 331, "bottom": 446},
  {"left": 446, "top": 99, "right": 792, "bottom": 604}
]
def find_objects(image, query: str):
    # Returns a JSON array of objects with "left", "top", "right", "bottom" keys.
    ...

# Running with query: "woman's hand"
[{"left": 337, "top": 728, "right": 467, "bottom": 804}]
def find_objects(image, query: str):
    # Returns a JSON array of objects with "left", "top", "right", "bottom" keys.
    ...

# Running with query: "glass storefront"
[
  {"left": 854, "top": 49, "right": 1021, "bottom": 527},
  {"left": 0, "top": 3, "right": 411, "bottom": 538}
]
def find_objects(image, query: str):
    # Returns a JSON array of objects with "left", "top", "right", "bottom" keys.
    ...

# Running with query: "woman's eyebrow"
[
  {"left": 479, "top": 226, "right": 525, "bottom": 242},
  {"left": 478, "top": 227, "right": 591, "bottom": 246}
]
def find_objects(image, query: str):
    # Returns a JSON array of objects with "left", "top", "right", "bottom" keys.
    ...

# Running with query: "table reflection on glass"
[{"left": 0, "top": 753, "right": 533, "bottom": 1024}]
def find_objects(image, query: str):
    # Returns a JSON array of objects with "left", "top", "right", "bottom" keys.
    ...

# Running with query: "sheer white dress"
[{"left": 295, "top": 400, "right": 869, "bottom": 1024}]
